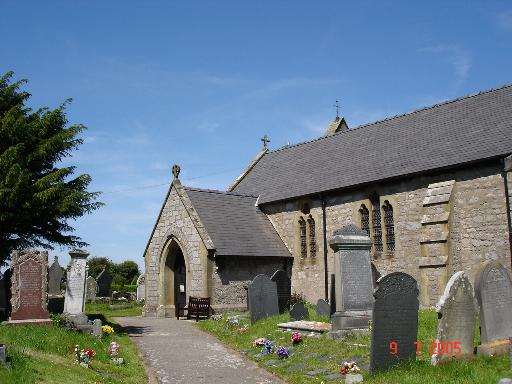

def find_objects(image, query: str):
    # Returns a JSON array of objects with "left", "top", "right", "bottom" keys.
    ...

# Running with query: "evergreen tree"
[{"left": 0, "top": 72, "right": 102, "bottom": 264}]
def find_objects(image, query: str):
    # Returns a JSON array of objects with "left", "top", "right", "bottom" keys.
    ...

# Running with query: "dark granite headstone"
[
  {"left": 9, "top": 249, "right": 51, "bottom": 322},
  {"left": 47, "top": 256, "right": 63, "bottom": 295},
  {"left": 475, "top": 261, "right": 512, "bottom": 348},
  {"left": 96, "top": 266, "right": 112, "bottom": 297},
  {"left": 248, "top": 274, "right": 279, "bottom": 323},
  {"left": 316, "top": 299, "right": 331, "bottom": 317},
  {"left": 290, "top": 302, "right": 309, "bottom": 321},
  {"left": 270, "top": 270, "right": 291, "bottom": 313},
  {"left": 329, "top": 224, "right": 374, "bottom": 331},
  {"left": 370, "top": 272, "right": 419, "bottom": 373},
  {"left": 432, "top": 271, "right": 476, "bottom": 365}
]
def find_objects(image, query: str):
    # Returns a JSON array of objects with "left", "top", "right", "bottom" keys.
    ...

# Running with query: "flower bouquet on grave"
[
  {"left": 276, "top": 346, "right": 290, "bottom": 359},
  {"left": 252, "top": 337, "right": 267, "bottom": 347},
  {"left": 102, "top": 325, "right": 115, "bottom": 335},
  {"left": 340, "top": 361, "right": 360, "bottom": 375},
  {"left": 237, "top": 326, "right": 248, "bottom": 333},
  {"left": 74, "top": 345, "right": 96, "bottom": 368},
  {"left": 291, "top": 331, "right": 302, "bottom": 344},
  {"left": 108, "top": 341, "right": 124, "bottom": 365},
  {"left": 262, "top": 340, "right": 274, "bottom": 355}
]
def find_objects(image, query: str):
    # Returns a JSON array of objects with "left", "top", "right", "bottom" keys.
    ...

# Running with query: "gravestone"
[
  {"left": 431, "top": 271, "right": 476, "bottom": 365},
  {"left": 248, "top": 274, "right": 279, "bottom": 323},
  {"left": 86, "top": 276, "right": 98, "bottom": 302},
  {"left": 316, "top": 299, "right": 331, "bottom": 317},
  {"left": 329, "top": 224, "right": 374, "bottom": 331},
  {"left": 47, "top": 256, "right": 63, "bottom": 295},
  {"left": 96, "top": 266, "right": 112, "bottom": 298},
  {"left": 9, "top": 249, "right": 51, "bottom": 324},
  {"left": 136, "top": 274, "right": 145, "bottom": 302},
  {"left": 112, "top": 291, "right": 131, "bottom": 301},
  {"left": 63, "top": 249, "right": 89, "bottom": 325},
  {"left": 370, "top": 272, "right": 419, "bottom": 373},
  {"left": 290, "top": 302, "right": 309, "bottom": 321},
  {"left": 475, "top": 261, "right": 512, "bottom": 356},
  {"left": 270, "top": 270, "right": 291, "bottom": 313},
  {"left": 47, "top": 256, "right": 65, "bottom": 314},
  {"left": 92, "top": 318, "right": 102, "bottom": 338}
]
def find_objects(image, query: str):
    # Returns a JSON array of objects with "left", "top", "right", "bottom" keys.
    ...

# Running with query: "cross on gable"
[
  {"left": 172, "top": 164, "right": 181, "bottom": 179},
  {"left": 261, "top": 135, "right": 270, "bottom": 149},
  {"left": 333, "top": 99, "right": 341, "bottom": 118}
]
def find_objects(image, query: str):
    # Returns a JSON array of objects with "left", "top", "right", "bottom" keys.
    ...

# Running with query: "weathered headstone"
[
  {"left": 8, "top": 249, "right": 51, "bottom": 324},
  {"left": 63, "top": 249, "right": 89, "bottom": 325},
  {"left": 86, "top": 276, "right": 98, "bottom": 302},
  {"left": 329, "top": 224, "right": 374, "bottom": 331},
  {"left": 248, "top": 274, "right": 279, "bottom": 323},
  {"left": 290, "top": 302, "right": 309, "bottom": 321},
  {"left": 270, "top": 270, "right": 291, "bottom": 313},
  {"left": 431, "top": 271, "right": 476, "bottom": 365},
  {"left": 92, "top": 318, "right": 102, "bottom": 338},
  {"left": 316, "top": 299, "right": 331, "bottom": 317},
  {"left": 370, "top": 272, "right": 419, "bottom": 373},
  {"left": 475, "top": 261, "right": 512, "bottom": 356},
  {"left": 47, "top": 256, "right": 63, "bottom": 295},
  {"left": 96, "top": 266, "right": 112, "bottom": 298},
  {"left": 136, "top": 274, "right": 145, "bottom": 302}
]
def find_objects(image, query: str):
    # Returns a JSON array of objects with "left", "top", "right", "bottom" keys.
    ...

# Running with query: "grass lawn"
[
  {"left": 0, "top": 303, "right": 145, "bottom": 384},
  {"left": 196, "top": 307, "right": 512, "bottom": 384},
  {"left": 85, "top": 302, "right": 143, "bottom": 321}
]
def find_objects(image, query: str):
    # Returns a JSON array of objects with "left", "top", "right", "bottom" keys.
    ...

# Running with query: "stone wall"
[
  {"left": 211, "top": 257, "right": 289, "bottom": 311},
  {"left": 263, "top": 161, "right": 512, "bottom": 307}
]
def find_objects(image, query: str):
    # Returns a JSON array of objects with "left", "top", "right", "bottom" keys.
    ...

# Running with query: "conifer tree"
[{"left": 0, "top": 72, "right": 103, "bottom": 264}]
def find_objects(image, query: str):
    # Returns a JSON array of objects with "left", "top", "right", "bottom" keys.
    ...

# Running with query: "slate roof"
[
  {"left": 232, "top": 84, "right": 512, "bottom": 204},
  {"left": 184, "top": 187, "right": 291, "bottom": 257}
]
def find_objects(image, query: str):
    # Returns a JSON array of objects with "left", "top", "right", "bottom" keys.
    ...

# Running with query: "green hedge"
[{"left": 111, "top": 284, "right": 136, "bottom": 292}]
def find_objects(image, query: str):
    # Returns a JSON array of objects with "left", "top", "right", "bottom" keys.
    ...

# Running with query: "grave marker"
[
  {"left": 475, "top": 261, "right": 512, "bottom": 355},
  {"left": 316, "top": 299, "right": 331, "bottom": 317},
  {"left": 431, "top": 271, "right": 476, "bottom": 365},
  {"left": 270, "top": 270, "right": 291, "bottom": 313},
  {"left": 47, "top": 256, "right": 63, "bottom": 295},
  {"left": 86, "top": 276, "right": 98, "bottom": 302},
  {"left": 290, "top": 302, "right": 309, "bottom": 321},
  {"left": 9, "top": 249, "right": 51, "bottom": 324},
  {"left": 370, "top": 272, "right": 419, "bottom": 373},
  {"left": 329, "top": 224, "right": 374, "bottom": 331},
  {"left": 96, "top": 266, "right": 112, "bottom": 297},
  {"left": 136, "top": 274, "right": 145, "bottom": 302},
  {"left": 63, "top": 249, "right": 89, "bottom": 324},
  {"left": 248, "top": 274, "right": 279, "bottom": 323}
]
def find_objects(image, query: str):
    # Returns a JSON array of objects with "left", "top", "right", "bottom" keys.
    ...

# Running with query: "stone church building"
[{"left": 143, "top": 84, "right": 512, "bottom": 317}]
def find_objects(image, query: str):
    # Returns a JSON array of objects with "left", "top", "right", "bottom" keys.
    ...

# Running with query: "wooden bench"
[{"left": 184, "top": 297, "right": 211, "bottom": 322}]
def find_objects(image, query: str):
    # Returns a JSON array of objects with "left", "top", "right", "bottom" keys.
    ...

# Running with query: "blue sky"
[{"left": 2, "top": 1, "right": 512, "bottom": 271}]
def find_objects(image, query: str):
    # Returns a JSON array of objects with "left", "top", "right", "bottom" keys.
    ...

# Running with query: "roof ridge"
[
  {"left": 268, "top": 83, "right": 512, "bottom": 155},
  {"left": 183, "top": 186, "right": 258, "bottom": 198}
]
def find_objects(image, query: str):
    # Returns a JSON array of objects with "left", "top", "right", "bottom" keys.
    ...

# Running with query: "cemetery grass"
[
  {"left": 197, "top": 308, "right": 512, "bottom": 384},
  {"left": 0, "top": 321, "right": 146, "bottom": 384},
  {"left": 85, "top": 302, "right": 143, "bottom": 321}
]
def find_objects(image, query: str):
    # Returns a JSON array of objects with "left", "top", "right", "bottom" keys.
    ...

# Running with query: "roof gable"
[{"left": 232, "top": 84, "right": 512, "bottom": 204}]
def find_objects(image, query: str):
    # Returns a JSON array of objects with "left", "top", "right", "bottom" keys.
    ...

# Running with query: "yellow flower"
[{"left": 102, "top": 325, "right": 114, "bottom": 334}]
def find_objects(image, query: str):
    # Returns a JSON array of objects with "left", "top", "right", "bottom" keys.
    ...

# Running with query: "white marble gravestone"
[
  {"left": 63, "top": 249, "right": 89, "bottom": 324},
  {"left": 136, "top": 274, "right": 145, "bottom": 302},
  {"left": 431, "top": 271, "right": 476, "bottom": 365}
]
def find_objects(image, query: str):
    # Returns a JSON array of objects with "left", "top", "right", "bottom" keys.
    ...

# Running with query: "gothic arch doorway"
[{"left": 159, "top": 238, "right": 187, "bottom": 317}]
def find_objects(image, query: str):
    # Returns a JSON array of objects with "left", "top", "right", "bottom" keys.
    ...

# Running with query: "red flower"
[
  {"left": 340, "top": 367, "right": 347, "bottom": 375},
  {"left": 84, "top": 349, "right": 96, "bottom": 358}
]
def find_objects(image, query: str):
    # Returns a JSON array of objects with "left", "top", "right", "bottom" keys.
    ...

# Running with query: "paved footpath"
[{"left": 115, "top": 317, "right": 287, "bottom": 384}]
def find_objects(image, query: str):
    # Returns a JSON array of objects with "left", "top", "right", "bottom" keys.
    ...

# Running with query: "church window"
[
  {"left": 299, "top": 217, "right": 307, "bottom": 258},
  {"left": 301, "top": 203, "right": 310, "bottom": 215},
  {"left": 383, "top": 200, "right": 395, "bottom": 252},
  {"left": 371, "top": 194, "right": 383, "bottom": 252},
  {"left": 359, "top": 204, "right": 370, "bottom": 237},
  {"left": 308, "top": 216, "right": 316, "bottom": 258}
]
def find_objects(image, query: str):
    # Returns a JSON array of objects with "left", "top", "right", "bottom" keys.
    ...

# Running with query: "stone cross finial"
[
  {"left": 261, "top": 135, "right": 270, "bottom": 149},
  {"left": 172, "top": 164, "right": 181, "bottom": 180},
  {"left": 333, "top": 99, "right": 341, "bottom": 119}
]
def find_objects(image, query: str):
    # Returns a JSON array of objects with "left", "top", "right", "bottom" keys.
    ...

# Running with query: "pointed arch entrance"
[{"left": 158, "top": 237, "right": 188, "bottom": 317}]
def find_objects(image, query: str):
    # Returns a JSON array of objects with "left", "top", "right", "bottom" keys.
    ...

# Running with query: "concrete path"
[{"left": 115, "top": 317, "right": 287, "bottom": 384}]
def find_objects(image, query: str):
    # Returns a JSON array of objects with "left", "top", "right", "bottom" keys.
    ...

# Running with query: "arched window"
[
  {"left": 359, "top": 204, "right": 370, "bottom": 237},
  {"left": 307, "top": 216, "right": 316, "bottom": 258},
  {"left": 382, "top": 200, "right": 395, "bottom": 252},
  {"left": 299, "top": 217, "right": 307, "bottom": 258},
  {"left": 371, "top": 194, "right": 383, "bottom": 252}
]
